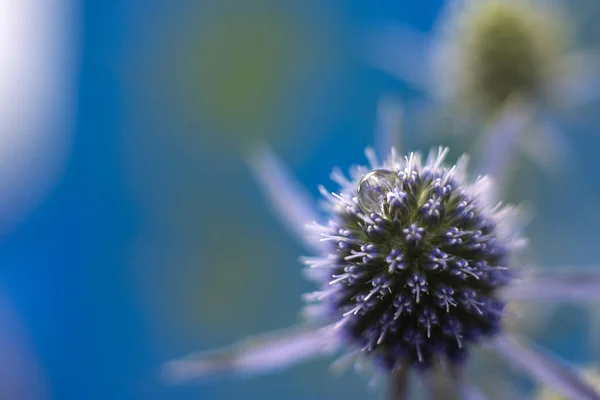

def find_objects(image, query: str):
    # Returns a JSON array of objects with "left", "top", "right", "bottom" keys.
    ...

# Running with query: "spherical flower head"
[
  {"left": 434, "top": 0, "right": 572, "bottom": 116},
  {"left": 535, "top": 367, "right": 600, "bottom": 400},
  {"left": 306, "top": 148, "right": 521, "bottom": 371}
]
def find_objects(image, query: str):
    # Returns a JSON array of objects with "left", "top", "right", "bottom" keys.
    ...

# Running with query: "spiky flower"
[
  {"left": 435, "top": 0, "right": 571, "bottom": 116},
  {"left": 164, "top": 122, "right": 600, "bottom": 399},
  {"left": 307, "top": 148, "right": 516, "bottom": 370}
]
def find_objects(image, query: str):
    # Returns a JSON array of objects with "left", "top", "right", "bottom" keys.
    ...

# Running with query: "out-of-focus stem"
[{"left": 387, "top": 368, "right": 409, "bottom": 400}]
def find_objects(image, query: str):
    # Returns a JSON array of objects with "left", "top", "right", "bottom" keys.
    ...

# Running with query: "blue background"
[{"left": 3, "top": 0, "right": 600, "bottom": 399}]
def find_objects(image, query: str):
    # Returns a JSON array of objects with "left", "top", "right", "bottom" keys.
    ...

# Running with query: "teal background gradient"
[{"left": 2, "top": 0, "right": 600, "bottom": 399}]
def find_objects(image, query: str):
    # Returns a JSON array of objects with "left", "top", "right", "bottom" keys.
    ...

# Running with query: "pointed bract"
[
  {"left": 457, "top": 383, "right": 488, "bottom": 400},
  {"left": 247, "top": 146, "right": 324, "bottom": 253},
  {"left": 163, "top": 325, "right": 335, "bottom": 384},
  {"left": 516, "top": 115, "right": 569, "bottom": 177},
  {"left": 490, "top": 334, "right": 600, "bottom": 400},
  {"left": 475, "top": 99, "right": 532, "bottom": 183},
  {"left": 363, "top": 24, "right": 434, "bottom": 93},
  {"left": 500, "top": 270, "right": 600, "bottom": 302},
  {"left": 450, "top": 367, "right": 489, "bottom": 400}
]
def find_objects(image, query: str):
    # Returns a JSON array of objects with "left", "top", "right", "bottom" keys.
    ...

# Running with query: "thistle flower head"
[
  {"left": 435, "top": 0, "right": 571, "bottom": 115},
  {"left": 306, "top": 148, "right": 521, "bottom": 370}
]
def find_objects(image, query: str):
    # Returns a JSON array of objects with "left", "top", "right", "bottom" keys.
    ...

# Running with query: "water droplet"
[{"left": 357, "top": 169, "right": 400, "bottom": 215}]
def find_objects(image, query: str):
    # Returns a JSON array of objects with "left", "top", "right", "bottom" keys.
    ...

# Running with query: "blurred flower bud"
[{"left": 434, "top": 0, "right": 572, "bottom": 117}]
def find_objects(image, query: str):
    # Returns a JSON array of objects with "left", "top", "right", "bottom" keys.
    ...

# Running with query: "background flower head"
[{"left": 433, "top": 0, "right": 573, "bottom": 117}]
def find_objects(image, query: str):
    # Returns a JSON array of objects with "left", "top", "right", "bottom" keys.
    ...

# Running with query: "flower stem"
[{"left": 387, "top": 368, "right": 409, "bottom": 400}]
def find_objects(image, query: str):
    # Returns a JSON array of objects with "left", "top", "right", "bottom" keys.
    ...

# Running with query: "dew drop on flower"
[{"left": 357, "top": 169, "right": 400, "bottom": 215}]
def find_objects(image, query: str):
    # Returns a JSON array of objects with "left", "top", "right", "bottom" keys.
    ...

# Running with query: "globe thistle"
[
  {"left": 163, "top": 119, "right": 600, "bottom": 399},
  {"left": 306, "top": 147, "right": 515, "bottom": 370}
]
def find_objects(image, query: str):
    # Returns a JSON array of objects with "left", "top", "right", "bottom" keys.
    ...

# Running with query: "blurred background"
[{"left": 2, "top": 0, "right": 600, "bottom": 399}]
